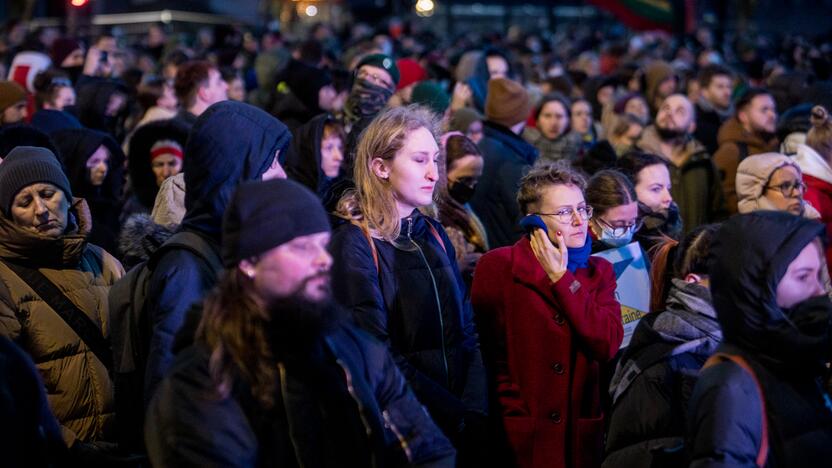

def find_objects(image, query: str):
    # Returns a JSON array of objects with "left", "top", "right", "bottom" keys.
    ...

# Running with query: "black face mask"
[
  {"left": 449, "top": 181, "right": 477, "bottom": 205},
  {"left": 780, "top": 294, "right": 832, "bottom": 372}
]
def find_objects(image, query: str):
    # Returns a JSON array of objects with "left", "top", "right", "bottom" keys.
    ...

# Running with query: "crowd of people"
[{"left": 1, "top": 14, "right": 832, "bottom": 467}]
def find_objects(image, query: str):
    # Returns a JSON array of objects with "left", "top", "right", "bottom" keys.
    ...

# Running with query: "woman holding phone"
[{"left": 471, "top": 162, "right": 623, "bottom": 468}]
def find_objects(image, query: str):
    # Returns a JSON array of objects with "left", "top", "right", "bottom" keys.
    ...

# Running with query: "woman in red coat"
[{"left": 472, "top": 163, "right": 623, "bottom": 468}]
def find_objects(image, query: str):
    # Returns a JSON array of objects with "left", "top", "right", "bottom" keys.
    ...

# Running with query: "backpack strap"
[
  {"left": 151, "top": 230, "right": 223, "bottom": 273},
  {"left": 4, "top": 260, "right": 113, "bottom": 370},
  {"left": 703, "top": 352, "right": 769, "bottom": 467}
]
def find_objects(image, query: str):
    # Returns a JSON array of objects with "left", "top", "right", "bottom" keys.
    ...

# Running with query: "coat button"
[
  {"left": 550, "top": 362, "right": 564, "bottom": 374},
  {"left": 553, "top": 313, "right": 565, "bottom": 325},
  {"left": 549, "top": 411, "right": 561, "bottom": 423}
]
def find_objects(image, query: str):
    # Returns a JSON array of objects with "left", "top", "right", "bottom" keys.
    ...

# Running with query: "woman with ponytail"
[
  {"left": 794, "top": 105, "right": 832, "bottom": 273},
  {"left": 604, "top": 224, "right": 722, "bottom": 468}
]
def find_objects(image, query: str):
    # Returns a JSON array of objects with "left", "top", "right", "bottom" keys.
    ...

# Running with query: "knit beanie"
[
  {"left": 50, "top": 38, "right": 82, "bottom": 67},
  {"left": 0, "top": 146, "right": 72, "bottom": 216},
  {"left": 485, "top": 78, "right": 532, "bottom": 128},
  {"left": 150, "top": 139, "right": 184, "bottom": 162},
  {"left": 396, "top": 58, "right": 427, "bottom": 90},
  {"left": 355, "top": 54, "right": 400, "bottom": 86},
  {"left": 736, "top": 152, "right": 802, "bottom": 214},
  {"left": 411, "top": 81, "right": 450, "bottom": 115},
  {"left": 222, "top": 178, "right": 331, "bottom": 267},
  {"left": 280, "top": 59, "right": 332, "bottom": 112},
  {"left": 0, "top": 81, "right": 27, "bottom": 113},
  {"left": 449, "top": 107, "right": 484, "bottom": 134}
]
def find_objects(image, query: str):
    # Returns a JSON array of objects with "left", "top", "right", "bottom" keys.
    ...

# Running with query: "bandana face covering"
[{"left": 344, "top": 78, "right": 394, "bottom": 126}]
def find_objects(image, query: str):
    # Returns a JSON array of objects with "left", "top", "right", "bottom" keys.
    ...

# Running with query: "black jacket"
[
  {"left": 604, "top": 280, "right": 721, "bottom": 467},
  {"left": 284, "top": 113, "right": 339, "bottom": 196},
  {"left": 330, "top": 211, "right": 488, "bottom": 436},
  {"left": 74, "top": 78, "right": 129, "bottom": 141},
  {"left": 469, "top": 121, "right": 538, "bottom": 249},
  {"left": 53, "top": 127, "right": 125, "bottom": 255},
  {"left": 145, "top": 323, "right": 456, "bottom": 468},
  {"left": 694, "top": 101, "right": 730, "bottom": 155},
  {"left": 688, "top": 212, "right": 832, "bottom": 467},
  {"left": 144, "top": 102, "right": 292, "bottom": 404}
]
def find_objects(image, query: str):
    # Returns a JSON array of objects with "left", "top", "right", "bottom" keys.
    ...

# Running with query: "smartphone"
[
  {"left": 520, "top": 214, "right": 548, "bottom": 235},
  {"left": 99, "top": 50, "right": 109, "bottom": 63}
]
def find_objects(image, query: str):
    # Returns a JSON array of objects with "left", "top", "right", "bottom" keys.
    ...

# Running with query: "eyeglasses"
[
  {"left": 536, "top": 205, "right": 593, "bottom": 224},
  {"left": 595, "top": 216, "right": 644, "bottom": 237},
  {"left": 766, "top": 180, "right": 807, "bottom": 197}
]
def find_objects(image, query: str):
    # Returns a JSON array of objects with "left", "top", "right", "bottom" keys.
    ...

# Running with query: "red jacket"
[
  {"left": 471, "top": 237, "right": 623, "bottom": 468},
  {"left": 803, "top": 173, "right": 832, "bottom": 273}
]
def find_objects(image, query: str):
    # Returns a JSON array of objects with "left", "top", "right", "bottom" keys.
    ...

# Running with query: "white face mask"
[{"left": 598, "top": 223, "right": 635, "bottom": 247}]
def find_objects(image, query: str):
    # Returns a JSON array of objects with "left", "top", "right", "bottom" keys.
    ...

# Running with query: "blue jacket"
[
  {"left": 469, "top": 121, "right": 538, "bottom": 249},
  {"left": 146, "top": 323, "right": 456, "bottom": 468},
  {"left": 330, "top": 211, "right": 488, "bottom": 435},
  {"left": 144, "top": 102, "right": 291, "bottom": 403}
]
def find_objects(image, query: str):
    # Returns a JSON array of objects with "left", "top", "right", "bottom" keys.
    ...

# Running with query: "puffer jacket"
[
  {"left": 713, "top": 117, "right": 779, "bottom": 214},
  {"left": 688, "top": 212, "right": 832, "bottom": 467},
  {"left": 604, "top": 280, "right": 721, "bottom": 467},
  {"left": 0, "top": 199, "right": 124, "bottom": 445},
  {"left": 146, "top": 322, "right": 456, "bottom": 468},
  {"left": 330, "top": 211, "right": 488, "bottom": 438},
  {"left": 143, "top": 101, "right": 291, "bottom": 406}
]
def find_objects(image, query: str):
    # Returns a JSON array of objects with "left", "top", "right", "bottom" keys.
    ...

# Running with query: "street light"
[{"left": 415, "top": 0, "right": 435, "bottom": 17}]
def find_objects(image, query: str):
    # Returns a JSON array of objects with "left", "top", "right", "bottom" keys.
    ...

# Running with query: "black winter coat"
[
  {"left": 604, "top": 280, "right": 721, "bottom": 467},
  {"left": 144, "top": 102, "right": 291, "bottom": 403},
  {"left": 469, "top": 121, "right": 539, "bottom": 249},
  {"left": 145, "top": 323, "right": 456, "bottom": 468},
  {"left": 330, "top": 211, "right": 488, "bottom": 436},
  {"left": 688, "top": 212, "right": 832, "bottom": 467}
]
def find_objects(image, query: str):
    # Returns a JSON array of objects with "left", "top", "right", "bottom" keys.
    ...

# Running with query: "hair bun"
[{"left": 810, "top": 105, "right": 829, "bottom": 128}]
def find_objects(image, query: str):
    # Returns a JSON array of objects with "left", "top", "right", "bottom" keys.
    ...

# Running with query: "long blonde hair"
[{"left": 338, "top": 105, "right": 441, "bottom": 242}]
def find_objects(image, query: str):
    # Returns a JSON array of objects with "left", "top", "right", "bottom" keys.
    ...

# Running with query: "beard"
[
  {"left": 655, "top": 124, "right": 688, "bottom": 141},
  {"left": 266, "top": 275, "right": 346, "bottom": 357}
]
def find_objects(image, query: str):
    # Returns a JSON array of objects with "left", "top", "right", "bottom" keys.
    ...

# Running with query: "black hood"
[
  {"left": 284, "top": 113, "right": 337, "bottom": 195},
  {"left": 709, "top": 211, "right": 828, "bottom": 370},
  {"left": 182, "top": 101, "right": 292, "bottom": 240},
  {"left": 52, "top": 127, "right": 125, "bottom": 203},
  {"left": 75, "top": 78, "right": 128, "bottom": 138},
  {"left": 127, "top": 119, "right": 190, "bottom": 210}
]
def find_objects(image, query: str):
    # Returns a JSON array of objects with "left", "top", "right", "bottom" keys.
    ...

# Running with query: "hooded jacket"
[
  {"left": 330, "top": 211, "right": 488, "bottom": 440},
  {"left": 0, "top": 199, "right": 124, "bottom": 445},
  {"left": 471, "top": 236, "right": 623, "bottom": 468},
  {"left": 146, "top": 321, "right": 456, "bottom": 468},
  {"left": 74, "top": 78, "right": 129, "bottom": 141},
  {"left": 713, "top": 117, "right": 779, "bottom": 214},
  {"left": 688, "top": 212, "right": 832, "bottom": 467},
  {"left": 53, "top": 127, "right": 126, "bottom": 255},
  {"left": 735, "top": 152, "right": 821, "bottom": 219},
  {"left": 604, "top": 280, "right": 721, "bottom": 467},
  {"left": 124, "top": 118, "right": 189, "bottom": 214},
  {"left": 284, "top": 113, "right": 339, "bottom": 196},
  {"left": 794, "top": 143, "right": 832, "bottom": 274},
  {"left": 636, "top": 125, "right": 725, "bottom": 233},
  {"left": 144, "top": 101, "right": 292, "bottom": 404},
  {"left": 469, "top": 121, "right": 539, "bottom": 248}
]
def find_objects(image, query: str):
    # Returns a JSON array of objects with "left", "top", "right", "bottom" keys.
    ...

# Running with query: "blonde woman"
[{"left": 330, "top": 105, "right": 488, "bottom": 465}]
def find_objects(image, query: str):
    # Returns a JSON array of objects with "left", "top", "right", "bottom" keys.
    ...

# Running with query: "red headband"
[{"left": 150, "top": 145, "right": 183, "bottom": 161}]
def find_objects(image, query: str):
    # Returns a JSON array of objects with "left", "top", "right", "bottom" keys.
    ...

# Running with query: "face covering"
[
  {"left": 343, "top": 78, "right": 394, "bottom": 126},
  {"left": 597, "top": 223, "right": 635, "bottom": 247},
  {"left": 779, "top": 294, "right": 832, "bottom": 373},
  {"left": 449, "top": 182, "right": 476, "bottom": 205}
]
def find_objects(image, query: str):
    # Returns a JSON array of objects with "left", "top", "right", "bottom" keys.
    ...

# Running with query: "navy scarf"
[{"left": 567, "top": 233, "right": 592, "bottom": 272}]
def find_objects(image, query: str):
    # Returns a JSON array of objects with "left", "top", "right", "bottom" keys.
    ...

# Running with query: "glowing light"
[
  {"left": 305, "top": 5, "right": 318, "bottom": 16},
  {"left": 415, "top": 0, "right": 435, "bottom": 16},
  {"left": 70, "top": 0, "right": 89, "bottom": 6}
]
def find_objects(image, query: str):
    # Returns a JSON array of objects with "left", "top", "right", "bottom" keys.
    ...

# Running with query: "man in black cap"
[{"left": 146, "top": 178, "right": 456, "bottom": 468}]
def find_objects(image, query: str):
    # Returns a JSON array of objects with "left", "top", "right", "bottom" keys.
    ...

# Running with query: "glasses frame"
[
  {"left": 765, "top": 180, "right": 807, "bottom": 198},
  {"left": 594, "top": 216, "right": 644, "bottom": 238},
  {"left": 536, "top": 205, "right": 594, "bottom": 224}
]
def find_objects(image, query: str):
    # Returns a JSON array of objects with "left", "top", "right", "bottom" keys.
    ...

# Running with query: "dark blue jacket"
[
  {"left": 144, "top": 102, "right": 291, "bottom": 404},
  {"left": 146, "top": 323, "right": 456, "bottom": 468},
  {"left": 688, "top": 212, "right": 832, "bottom": 467},
  {"left": 330, "top": 211, "right": 488, "bottom": 436},
  {"left": 469, "top": 121, "right": 538, "bottom": 249},
  {"left": 30, "top": 109, "right": 82, "bottom": 135}
]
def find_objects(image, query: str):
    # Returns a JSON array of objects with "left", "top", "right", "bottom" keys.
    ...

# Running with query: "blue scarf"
[{"left": 566, "top": 233, "right": 592, "bottom": 272}]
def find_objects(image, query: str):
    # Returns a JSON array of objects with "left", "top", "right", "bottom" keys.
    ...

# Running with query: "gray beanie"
[
  {"left": 0, "top": 146, "right": 72, "bottom": 216},
  {"left": 222, "top": 178, "right": 331, "bottom": 267}
]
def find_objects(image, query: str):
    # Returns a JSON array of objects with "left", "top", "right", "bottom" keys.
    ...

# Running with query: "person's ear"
[
  {"left": 239, "top": 260, "right": 256, "bottom": 279},
  {"left": 684, "top": 273, "right": 702, "bottom": 284},
  {"left": 371, "top": 157, "right": 391, "bottom": 180}
]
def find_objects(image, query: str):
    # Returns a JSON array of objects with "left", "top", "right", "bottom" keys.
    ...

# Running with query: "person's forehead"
[
  {"left": 663, "top": 95, "right": 691, "bottom": 110},
  {"left": 359, "top": 64, "right": 392, "bottom": 79}
]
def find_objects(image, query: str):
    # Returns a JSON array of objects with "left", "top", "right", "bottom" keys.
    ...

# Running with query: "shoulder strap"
[
  {"left": 352, "top": 221, "right": 380, "bottom": 273},
  {"left": 426, "top": 220, "right": 448, "bottom": 255},
  {"left": 153, "top": 230, "right": 223, "bottom": 273},
  {"left": 4, "top": 261, "right": 113, "bottom": 370},
  {"left": 703, "top": 352, "right": 769, "bottom": 467}
]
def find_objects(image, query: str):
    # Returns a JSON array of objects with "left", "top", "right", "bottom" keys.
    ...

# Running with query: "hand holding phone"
[{"left": 523, "top": 216, "right": 568, "bottom": 283}]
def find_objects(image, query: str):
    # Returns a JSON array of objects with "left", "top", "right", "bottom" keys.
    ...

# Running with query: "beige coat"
[{"left": 0, "top": 199, "right": 124, "bottom": 445}]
